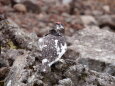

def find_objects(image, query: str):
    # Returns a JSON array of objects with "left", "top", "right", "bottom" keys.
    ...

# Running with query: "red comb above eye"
[{"left": 55, "top": 22, "right": 61, "bottom": 24}]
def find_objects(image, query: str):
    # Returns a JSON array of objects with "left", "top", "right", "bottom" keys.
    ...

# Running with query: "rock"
[
  {"left": 96, "top": 15, "right": 113, "bottom": 25},
  {"left": 12, "top": 0, "right": 37, "bottom": 4},
  {"left": 5, "top": 51, "right": 30, "bottom": 86},
  {"left": 67, "top": 26, "right": 115, "bottom": 76},
  {"left": 22, "top": 1, "right": 41, "bottom": 13},
  {"left": 64, "top": 46, "right": 80, "bottom": 61},
  {"left": 1, "top": 18, "right": 39, "bottom": 50},
  {"left": 0, "top": 67, "right": 9, "bottom": 81},
  {"left": 0, "top": 14, "right": 8, "bottom": 29},
  {"left": 64, "top": 64, "right": 115, "bottom": 86},
  {"left": 103, "top": 5, "right": 110, "bottom": 13},
  {"left": 70, "top": 26, "right": 115, "bottom": 64},
  {"left": 62, "top": 0, "right": 72, "bottom": 4},
  {"left": 13, "top": 4, "right": 27, "bottom": 13},
  {"left": 1, "top": 49, "right": 26, "bottom": 66},
  {"left": 4, "top": 50, "right": 42, "bottom": 86},
  {"left": 92, "top": 10, "right": 104, "bottom": 16},
  {"left": 96, "top": 15, "right": 115, "bottom": 31},
  {"left": 81, "top": 15, "right": 98, "bottom": 26},
  {"left": 0, "top": 58, "right": 7, "bottom": 68},
  {"left": 58, "top": 78, "right": 74, "bottom": 86},
  {"left": 79, "top": 58, "right": 115, "bottom": 76},
  {"left": 12, "top": 0, "right": 41, "bottom": 13},
  {"left": 107, "top": 84, "right": 115, "bottom": 86},
  {"left": 0, "top": 0, "right": 11, "bottom": 5}
]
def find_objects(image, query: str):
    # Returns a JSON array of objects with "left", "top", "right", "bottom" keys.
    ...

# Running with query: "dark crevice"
[
  {"left": 69, "top": 0, "right": 76, "bottom": 15},
  {"left": 99, "top": 23, "right": 115, "bottom": 32},
  {"left": 11, "top": 0, "right": 17, "bottom": 7},
  {"left": 8, "top": 58, "right": 14, "bottom": 67}
]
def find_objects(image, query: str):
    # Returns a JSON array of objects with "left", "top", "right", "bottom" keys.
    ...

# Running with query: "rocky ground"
[{"left": 0, "top": 0, "right": 115, "bottom": 86}]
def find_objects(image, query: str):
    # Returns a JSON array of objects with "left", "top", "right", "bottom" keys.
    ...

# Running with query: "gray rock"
[
  {"left": 69, "top": 26, "right": 115, "bottom": 64},
  {"left": 67, "top": 26, "right": 115, "bottom": 76},
  {"left": 1, "top": 18, "right": 39, "bottom": 50},
  {"left": 5, "top": 51, "right": 30, "bottom": 86},
  {"left": 58, "top": 78, "right": 74, "bottom": 86},
  {"left": 79, "top": 58, "right": 115, "bottom": 76},
  {"left": 81, "top": 15, "right": 98, "bottom": 26},
  {"left": 96, "top": 15, "right": 115, "bottom": 31},
  {"left": 64, "top": 64, "right": 115, "bottom": 86}
]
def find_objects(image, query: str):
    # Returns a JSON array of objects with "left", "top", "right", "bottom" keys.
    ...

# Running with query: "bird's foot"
[{"left": 58, "top": 59, "right": 65, "bottom": 63}]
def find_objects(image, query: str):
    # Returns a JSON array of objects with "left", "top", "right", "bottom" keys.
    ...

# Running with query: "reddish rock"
[{"left": 13, "top": 3, "right": 27, "bottom": 13}]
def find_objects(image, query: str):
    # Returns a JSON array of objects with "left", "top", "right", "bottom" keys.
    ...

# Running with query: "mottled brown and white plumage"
[{"left": 38, "top": 22, "right": 67, "bottom": 72}]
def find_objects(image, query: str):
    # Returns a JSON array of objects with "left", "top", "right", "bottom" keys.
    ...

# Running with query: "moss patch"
[{"left": 7, "top": 40, "right": 18, "bottom": 49}]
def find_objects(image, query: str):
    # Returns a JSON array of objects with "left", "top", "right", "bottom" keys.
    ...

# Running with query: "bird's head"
[
  {"left": 50, "top": 22, "right": 65, "bottom": 36},
  {"left": 54, "top": 22, "right": 64, "bottom": 33}
]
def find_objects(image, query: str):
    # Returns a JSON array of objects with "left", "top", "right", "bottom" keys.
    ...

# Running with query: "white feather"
[{"left": 48, "top": 40, "right": 67, "bottom": 66}]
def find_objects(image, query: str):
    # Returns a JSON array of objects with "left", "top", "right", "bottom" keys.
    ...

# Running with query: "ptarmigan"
[{"left": 38, "top": 22, "right": 67, "bottom": 72}]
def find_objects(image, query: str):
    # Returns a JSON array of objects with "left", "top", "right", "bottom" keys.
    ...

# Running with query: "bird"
[{"left": 38, "top": 22, "right": 67, "bottom": 73}]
